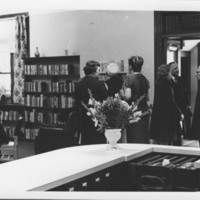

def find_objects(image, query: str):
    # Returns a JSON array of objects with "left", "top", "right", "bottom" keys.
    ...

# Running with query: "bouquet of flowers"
[{"left": 81, "top": 90, "right": 144, "bottom": 133}]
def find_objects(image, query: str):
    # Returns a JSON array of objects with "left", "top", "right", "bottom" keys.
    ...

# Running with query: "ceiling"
[{"left": 181, "top": 39, "right": 200, "bottom": 51}]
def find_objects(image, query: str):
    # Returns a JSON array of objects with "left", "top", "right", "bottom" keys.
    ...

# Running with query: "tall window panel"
[
  {"left": 0, "top": 18, "right": 15, "bottom": 101},
  {"left": 0, "top": 13, "right": 29, "bottom": 104}
]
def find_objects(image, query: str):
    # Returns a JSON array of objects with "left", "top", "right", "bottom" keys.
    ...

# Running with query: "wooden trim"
[
  {"left": 0, "top": 12, "right": 29, "bottom": 19},
  {"left": 10, "top": 53, "right": 14, "bottom": 103},
  {"left": 198, "top": 43, "right": 200, "bottom": 66},
  {"left": 162, "top": 33, "right": 200, "bottom": 39},
  {"left": 154, "top": 11, "right": 166, "bottom": 80},
  {"left": 26, "top": 15, "right": 30, "bottom": 57}
]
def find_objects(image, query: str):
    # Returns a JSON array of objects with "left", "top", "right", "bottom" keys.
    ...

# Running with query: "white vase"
[{"left": 104, "top": 129, "right": 121, "bottom": 149}]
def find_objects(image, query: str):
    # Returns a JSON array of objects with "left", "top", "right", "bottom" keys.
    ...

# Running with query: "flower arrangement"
[{"left": 81, "top": 90, "right": 144, "bottom": 133}]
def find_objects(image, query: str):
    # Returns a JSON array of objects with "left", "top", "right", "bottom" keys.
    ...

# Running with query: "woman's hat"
[{"left": 106, "top": 62, "right": 120, "bottom": 76}]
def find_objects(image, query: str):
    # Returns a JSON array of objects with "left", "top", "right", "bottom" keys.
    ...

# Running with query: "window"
[
  {"left": 0, "top": 13, "right": 29, "bottom": 103},
  {"left": 0, "top": 17, "right": 15, "bottom": 100}
]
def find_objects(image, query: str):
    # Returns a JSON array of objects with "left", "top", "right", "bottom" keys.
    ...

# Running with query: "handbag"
[
  {"left": 124, "top": 87, "right": 132, "bottom": 100},
  {"left": 120, "top": 87, "right": 132, "bottom": 101}
]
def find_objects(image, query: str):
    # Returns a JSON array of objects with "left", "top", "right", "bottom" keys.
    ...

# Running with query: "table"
[{"left": 0, "top": 143, "right": 200, "bottom": 199}]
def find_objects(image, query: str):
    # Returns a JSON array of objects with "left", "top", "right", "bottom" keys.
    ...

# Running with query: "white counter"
[{"left": 0, "top": 143, "right": 200, "bottom": 199}]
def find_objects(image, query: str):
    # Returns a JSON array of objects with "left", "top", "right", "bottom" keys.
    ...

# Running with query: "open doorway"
[
  {"left": 154, "top": 11, "right": 200, "bottom": 143},
  {"left": 166, "top": 39, "right": 200, "bottom": 138}
]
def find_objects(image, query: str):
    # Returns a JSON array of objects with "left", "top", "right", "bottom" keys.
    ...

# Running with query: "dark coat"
[
  {"left": 125, "top": 73, "right": 150, "bottom": 111},
  {"left": 191, "top": 80, "right": 200, "bottom": 140},
  {"left": 0, "top": 123, "right": 9, "bottom": 145},
  {"left": 171, "top": 76, "right": 190, "bottom": 139},
  {"left": 75, "top": 75, "right": 108, "bottom": 145},
  {"left": 105, "top": 75, "right": 123, "bottom": 97},
  {"left": 150, "top": 78, "right": 182, "bottom": 143},
  {"left": 171, "top": 76, "right": 189, "bottom": 114},
  {"left": 75, "top": 75, "right": 108, "bottom": 106}
]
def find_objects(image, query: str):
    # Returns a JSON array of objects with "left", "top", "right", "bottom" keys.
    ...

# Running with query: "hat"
[{"left": 106, "top": 62, "right": 119, "bottom": 76}]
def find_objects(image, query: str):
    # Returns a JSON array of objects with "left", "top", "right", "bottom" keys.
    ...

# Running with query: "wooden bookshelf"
[
  {"left": 23, "top": 56, "right": 80, "bottom": 140},
  {"left": 0, "top": 103, "right": 24, "bottom": 139}
]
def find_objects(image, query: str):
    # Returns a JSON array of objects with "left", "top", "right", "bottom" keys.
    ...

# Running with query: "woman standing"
[
  {"left": 75, "top": 60, "right": 108, "bottom": 145},
  {"left": 150, "top": 64, "right": 183, "bottom": 145},
  {"left": 125, "top": 56, "right": 150, "bottom": 143}
]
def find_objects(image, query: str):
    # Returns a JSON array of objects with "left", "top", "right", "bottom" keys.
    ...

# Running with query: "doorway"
[
  {"left": 155, "top": 11, "right": 200, "bottom": 139},
  {"left": 166, "top": 39, "right": 200, "bottom": 138}
]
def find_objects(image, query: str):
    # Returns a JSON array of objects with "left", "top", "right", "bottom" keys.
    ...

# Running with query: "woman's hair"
[
  {"left": 128, "top": 56, "right": 144, "bottom": 72},
  {"left": 157, "top": 64, "right": 170, "bottom": 79},
  {"left": 83, "top": 60, "right": 100, "bottom": 75}
]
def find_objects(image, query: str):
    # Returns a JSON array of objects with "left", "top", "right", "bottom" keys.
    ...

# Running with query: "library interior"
[{"left": 0, "top": 6, "right": 200, "bottom": 200}]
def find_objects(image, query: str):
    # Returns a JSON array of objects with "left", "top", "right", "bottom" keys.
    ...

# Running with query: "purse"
[{"left": 120, "top": 87, "right": 132, "bottom": 101}]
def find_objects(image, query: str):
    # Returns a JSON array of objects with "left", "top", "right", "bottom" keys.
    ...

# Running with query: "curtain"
[{"left": 13, "top": 15, "right": 28, "bottom": 104}]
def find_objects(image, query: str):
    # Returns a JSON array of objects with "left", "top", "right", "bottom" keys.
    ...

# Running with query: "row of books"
[
  {"left": 24, "top": 64, "right": 70, "bottom": 75},
  {"left": 25, "top": 128, "right": 39, "bottom": 140},
  {"left": 25, "top": 109, "right": 65, "bottom": 125},
  {"left": 4, "top": 126, "right": 19, "bottom": 138},
  {"left": 0, "top": 111, "right": 21, "bottom": 121},
  {"left": 4, "top": 126, "right": 37, "bottom": 140},
  {"left": 25, "top": 94, "right": 75, "bottom": 108},
  {"left": 24, "top": 80, "right": 75, "bottom": 93}
]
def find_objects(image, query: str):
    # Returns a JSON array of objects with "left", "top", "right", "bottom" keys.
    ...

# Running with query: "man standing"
[{"left": 168, "top": 62, "right": 191, "bottom": 145}]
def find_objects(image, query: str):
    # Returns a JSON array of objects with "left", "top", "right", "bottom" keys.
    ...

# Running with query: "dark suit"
[
  {"left": 171, "top": 76, "right": 190, "bottom": 144},
  {"left": 171, "top": 76, "right": 189, "bottom": 115},
  {"left": 75, "top": 75, "right": 108, "bottom": 145},
  {"left": 191, "top": 80, "right": 200, "bottom": 141}
]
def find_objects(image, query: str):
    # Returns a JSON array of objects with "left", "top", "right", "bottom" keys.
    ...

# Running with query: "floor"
[{"left": 17, "top": 139, "right": 200, "bottom": 160}]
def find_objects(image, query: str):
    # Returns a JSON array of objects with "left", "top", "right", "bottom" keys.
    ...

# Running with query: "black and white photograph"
[{"left": 0, "top": 0, "right": 200, "bottom": 199}]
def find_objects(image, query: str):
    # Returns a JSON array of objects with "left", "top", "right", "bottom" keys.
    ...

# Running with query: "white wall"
[{"left": 29, "top": 10, "right": 154, "bottom": 104}]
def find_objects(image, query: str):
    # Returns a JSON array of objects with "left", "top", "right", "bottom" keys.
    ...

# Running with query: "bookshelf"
[
  {"left": 23, "top": 56, "right": 80, "bottom": 140},
  {"left": 0, "top": 103, "right": 24, "bottom": 139}
]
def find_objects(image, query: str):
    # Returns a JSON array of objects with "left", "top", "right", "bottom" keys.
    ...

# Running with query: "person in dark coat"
[
  {"left": 191, "top": 66, "right": 200, "bottom": 146},
  {"left": 75, "top": 60, "right": 108, "bottom": 145},
  {"left": 105, "top": 62, "right": 123, "bottom": 97},
  {"left": 169, "top": 62, "right": 191, "bottom": 145},
  {"left": 0, "top": 123, "right": 9, "bottom": 145},
  {"left": 124, "top": 56, "right": 150, "bottom": 144},
  {"left": 150, "top": 64, "right": 183, "bottom": 145}
]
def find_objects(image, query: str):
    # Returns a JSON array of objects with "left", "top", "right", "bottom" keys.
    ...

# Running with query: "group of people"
[
  {"left": 74, "top": 56, "right": 199, "bottom": 147},
  {"left": 150, "top": 62, "right": 191, "bottom": 146},
  {"left": 74, "top": 56, "right": 150, "bottom": 145}
]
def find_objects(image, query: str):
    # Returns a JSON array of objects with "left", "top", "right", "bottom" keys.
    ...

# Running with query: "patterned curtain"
[{"left": 13, "top": 15, "right": 28, "bottom": 104}]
